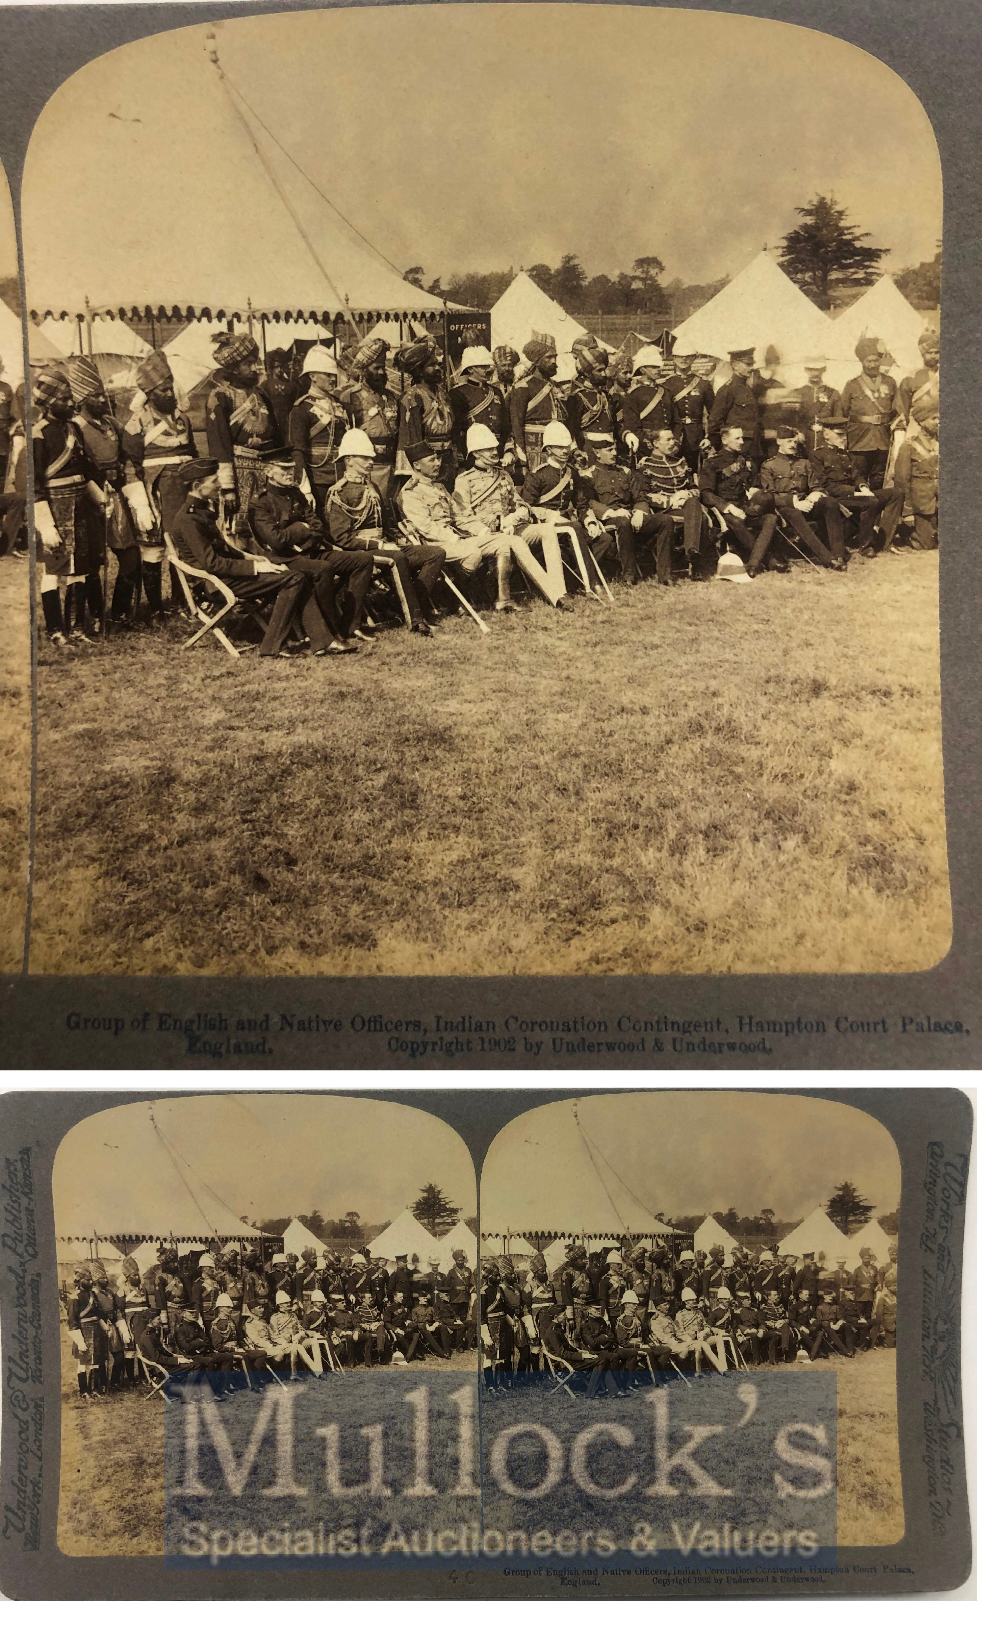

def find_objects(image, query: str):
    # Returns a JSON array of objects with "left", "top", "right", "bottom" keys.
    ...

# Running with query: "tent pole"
[{"left": 83, "top": 296, "right": 94, "bottom": 358}]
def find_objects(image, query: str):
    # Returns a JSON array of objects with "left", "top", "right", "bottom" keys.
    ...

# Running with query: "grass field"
[
  {"left": 0, "top": 560, "right": 30, "bottom": 971},
  {"left": 28, "top": 549, "right": 949, "bottom": 977},
  {"left": 57, "top": 1336, "right": 902, "bottom": 1557}
]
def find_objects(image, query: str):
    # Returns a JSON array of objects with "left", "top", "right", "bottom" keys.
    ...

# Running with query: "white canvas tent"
[
  {"left": 160, "top": 320, "right": 229, "bottom": 399},
  {"left": 2, "top": 300, "right": 65, "bottom": 382},
  {"left": 26, "top": 42, "right": 453, "bottom": 328},
  {"left": 367, "top": 1209, "right": 437, "bottom": 1264},
  {"left": 694, "top": 1213, "right": 738, "bottom": 1256},
  {"left": 37, "top": 313, "right": 152, "bottom": 360},
  {"left": 490, "top": 272, "right": 611, "bottom": 363},
  {"left": 849, "top": 1217, "right": 893, "bottom": 1264},
  {"left": 826, "top": 275, "right": 928, "bottom": 389},
  {"left": 779, "top": 1205, "right": 852, "bottom": 1262},
  {"left": 282, "top": 1217, "right": 327, "bottom": 1258},
  {"left": 119, "top": 1239, "right": 162, "bottom": 1277},
  {"left": 669, "top": 252, "right": 834, "bottom": 384},
  {"left": 438, "top": 1219, "right": 479, "bottom": 1259}
]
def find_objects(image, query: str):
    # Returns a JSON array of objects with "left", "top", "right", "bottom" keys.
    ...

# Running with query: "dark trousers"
[
  {"left": 660, "top": 495, "right": 712, "bottom": 579},
  {"left": 819, "top": 490, "right": 897, "bottom": 557},
  {"left": 809, "top": 1323, "right": 854, "bottom": 1359},
  {"left": 228, "top": 571, "right": 314, "bottom": 655},
  {"left": 622, "top": 512, "right": 677, "bottom": 584},
  {"left": 720, "top": 507, "right": 776, "bottom": 562},
  {"left": 851, "top": 449, "right": 889, "bottom": 487},
  {"left": 0, "top": 492, "right": 25, "bottom": 555},
  {"left": 679, "top": 425, "right": 702, "bottom": 473},
  {"left": 369, "top": 545, "right": 445, "bottom": 624},
  {"left": 110, "top": 546, "right": 141, "bottom": 621},
  {"left": 582, "top": 1353, "right": 624, "bottom": 1400},
  {"left": 282, "top": 551, "right": 375, "bottom": 641},
  {"left": 749, "top": 497, "right": 835, "bottom": 569}
]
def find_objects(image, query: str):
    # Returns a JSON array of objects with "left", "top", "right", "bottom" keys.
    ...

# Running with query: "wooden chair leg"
[
  {"left": 442, "top": 571, "right": 490, "bottom": 634},
  {"left": 386, "top": 561, "right": 413, "bottom": 630},
  {"left": 587, "top": 542, "right": 616, "bottom": 603}
]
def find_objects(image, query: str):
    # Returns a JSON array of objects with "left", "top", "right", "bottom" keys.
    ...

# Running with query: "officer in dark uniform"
[
  {"left": 397, "top": 337, "right": 455, "bottom": 484},
  {"left": 707, "top": 348, "right": 768, "bottom": 465},
  {"left": 288, "top": 344, "right": 350, "bottom": 512},
  {"left": 665, "top": 346, "right": 714, "bottom": 471},
  {"left": 621, "top": 345, "right": 673, "bottom": 456},
  {"left": 794, "top": 359, "right": 840, "bottom": 455},
  {"left": 339, "top": 336, "right": 400, "bottom": 505},
  {"left": 508, "top": 334, "right": 564, "bottom": 473},
  {"left": 839, "top": 337, "right": 897, "bottom": 488},
  {"left": 579, "top": 437, "right": 648, "bottom": 584},
  {"left": 449, "top": 345, "right": 509, "bottom": 460},
  {"left": 204, "top": 332, "right": 279, "bottom": 529},
  {"left": 492, "top": 345, "right": 520, "bottom": 395},
  {"left": 637, "top": 426, "right": 713, "bottom": 582},
  {"left": 698, "top": 426, "right": 776, "bottom": 566},
  {"left": 756, "top": 426, "right": 841, "bottom": 571},
  {"left": 565, "top": 333, "right": 617, "bottom": 456},
  {"left": 808, "top": 414, "right": 899, "bottom": 560},
  {"left": 247, "top": 445, "right": 371, "bottom": 650}
]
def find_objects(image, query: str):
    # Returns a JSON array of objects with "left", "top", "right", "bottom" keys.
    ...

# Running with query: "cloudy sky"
[
  {"left": 54, "top": 1093, "right": 477, "bottom": 1232},
  {"left": 482, "top": 1092, "right": 901, "bottom": 1232},
  {"left": 20, "top": 4, "right": 941, "bottom": 298}
]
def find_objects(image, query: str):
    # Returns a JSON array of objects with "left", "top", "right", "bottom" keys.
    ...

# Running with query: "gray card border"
[
  {"left": 0, "top": 1084, "right": 974, "bottom": 1598},
  {"left": 0, "top": 0, "right": 981, "bottom": 1071}
]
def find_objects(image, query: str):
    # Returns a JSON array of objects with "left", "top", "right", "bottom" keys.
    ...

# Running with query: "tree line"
[
  {"left": 661, "top": 1182, "right": 899, "bottom": 1242},
  {"left": 252, "top": 1182, "right": 465, "bottom": 1246}
]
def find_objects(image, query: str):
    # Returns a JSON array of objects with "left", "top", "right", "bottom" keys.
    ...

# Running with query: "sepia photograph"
[
  {"left": 14, "top": 2, "right": 949, "bottom": 982},
  {"left": 479, "top": 1091, "right": 904, "bottom": 1551},
  {"left": 52, "top": 1093, "right": 478, "bottom": 1557}
]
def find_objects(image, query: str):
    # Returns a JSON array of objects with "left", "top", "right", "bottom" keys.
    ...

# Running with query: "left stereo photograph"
[{"left": 0, "top": 156, "right": 30, "bottom": 973}]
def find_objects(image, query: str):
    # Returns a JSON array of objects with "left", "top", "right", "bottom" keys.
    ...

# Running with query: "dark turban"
[
  {"left": 351, "top": 336, "right": 389, "bottom": 375},
  {"left": 65, "top": 355, "right": 105, "bottom": 404},
  {"left": 31, "top": 366, "right": 71, "bottom": 410},
  {"left": 135, "top": 349, "right": 174, "bottom": 394},
  {"left": 523, "top": 334, "right": 556, "bottom": 364},
  {"left": 396, "top": 337, "right": 438, "bottom": 376},
  {"left": 211, "top": 331, "right": 260, "bottom": 369}
]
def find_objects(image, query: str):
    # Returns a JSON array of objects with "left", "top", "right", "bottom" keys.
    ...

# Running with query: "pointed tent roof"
[
  {"left": 37, "top": 313, "right": 153, "bottom": 359},
  {"left": 670, "top": 252, "right": 834, "bottom": 381},
  {"left": 367, "top": 1208, "right": 437, "bottom": 1264},
  {"left": 481, "top": 1100, "right": 672, "bottom": 1241},
  {"left": 826, "top": 275, "right": 927, "bottom": 388},
  {"left": 490, "top": 272, "right": 591, "bottom": 361},
  {"left": 779, "top": 1205, "right": 851, "bottom": 1262},
  {"left": 160, "top": 320, "right": 229, "bottom": 398},
  {"left": 2, "top": 301, "right": 65, "bottom": 381},
  {"left": 694, "top": 1213, "right": 738, "bottom": 1256},
  {"left": 282, "top": 1217, "right": 327, "bottom": 1258},
  {"left": 849, "top": 1217, "right": 892, "bottom": 1264},
  {"left": 54, "top": 1100, "right": 263, "bottom": 1245},
  {"left": 439, "top": 1219, "right": 479, "bottom": 1259},
  {"left": 26, "top": 46, "right": 452, "bottom": 326}
]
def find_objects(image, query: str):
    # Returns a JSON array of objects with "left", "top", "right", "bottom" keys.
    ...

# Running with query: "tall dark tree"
[
  {"left": 632, "top": 255, "right": 666, "bottom": 312},
  {"left": 825, "top": 1181, "right": 875, "bottom": 1233},
  {"left": 551, "top": 253, "right": 587, "bottom": 307},
  {"left": 894, "top": 246, "right": 941, "bottom": 310},
  {"left": 877, "top": 1211, "right": 899, "bottom": 1236},
  {"left": 779, "top": 195, "right": 887, "bottom": 310},
  {"left": 411, "top": 1183, "right": 460, "bottom": 1236},
  {"left": 527, "top": 263, "right": 555, "bottom": 295},
  {"left": 403, "top": 266, "right": 427, "bottom": 289}
]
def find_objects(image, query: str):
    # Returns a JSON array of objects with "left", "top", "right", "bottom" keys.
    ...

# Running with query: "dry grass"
[
  {"left": 0, "top": 561, "right": 30, "bottom": 971},
  {"left": 29, "top": 553, "right": 949, "bottom": 976},
  {"left": 832, "top": 1348, "right": 905, "bottom": 1546}
]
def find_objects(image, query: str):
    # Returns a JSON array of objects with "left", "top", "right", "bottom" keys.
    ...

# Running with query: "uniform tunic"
[
  {"left": 838, "top": 371, "right": 897, "bottom": 484},
  {"left": 707, "top": 373, "right": 767, "bottom": 457},
  {"left": 621, "top": 380, "right": 672, "bottom": 448},
  {"left": 32, "top": 415, "right": 104, "bottom": 576},
  {"left": 398, "top": 383, "right": 454, "bottom": 461},
  {"left": 793, "top": 381, "right": 840, "bottom": 452},
  {"left": 122, "top": 400, "right": 196, "bottom": 540},
  {"left": 565, "top": 379, "right": 616, "bottom": 449},
  {"left": 892, "top": 429, "right": 938, "bottom": 548},
  {"left": 508, "top": 370, "right": 565, "bottom": 467},
  {"left": 449, "top": 378, "right": 509, "bottom": 454},
  {"left": 204, "top": 374, "right": 279, "bottom": 516},
  {"left": 74, "top": 409, "right": 137, "bottom": 555},
  {"left": 666, "top": 374, "right": 714, "bottom": 465},
  {"left": 288, "top": 389, "right": 350, "bottom": 503}
]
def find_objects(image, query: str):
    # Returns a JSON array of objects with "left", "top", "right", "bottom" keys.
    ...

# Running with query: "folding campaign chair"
[
  {"left": 164, "top": 536, "right": 244, "bottom": 658},
  {"left": 135, "top": 1346, "right": 194, "bottom": 1402},
  {"left": 395, "top": 520, "right": 490, "bottom": 634},
  {"left": 538, "top": 1336, "right": 580, "bottom": 1400},
  {"left": 546, "top": 521, "right": 615, "bottom": 605}
]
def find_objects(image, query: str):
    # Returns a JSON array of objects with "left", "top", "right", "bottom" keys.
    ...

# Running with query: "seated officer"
[
  {"left": 248, "top": 447, "right": 373, "bottom": 650},
  {"left": 636, "top": 427, "right": 712, "bottom": 583},
  {"left": 698, "top": 427, "right": 776, "bottom": 571},
  {"left": 575, "top": 1304, "right": 627, "bottom": 1399},
  {"left": 578, "top": 435, "right": 653, "bottom": 586},
  {"left": 756, "top": 427, "right": 843, "bottom": 573},
  {"left": 521, "top": 420, "right": 614, "bottom": 593},
  {"left": 451, "top": 424, "right": 573, "bottom": 611},
  {"left": 808, "top": 415, "right": 899, "bottom": 561},
  {"left": 325, "top": 429, "right": 443, "bottom": 637}
]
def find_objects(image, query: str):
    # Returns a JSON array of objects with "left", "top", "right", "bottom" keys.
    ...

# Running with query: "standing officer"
[
  {"left": 565, "top": 333, "right": 617, "bottom": 455},
  {"left": 339, "top": 336, "right": 399, "bottom": 505},
  {"left": 288, "top": 344, "right": 350, "bottom": 510},
  {"left": 508, "top": 334, "right": 564, "bottom": 474},
  {"left": 449, "top": 345, "right": 509, "bottom": 459},
  {"left": 122, "top": 349, "right": 197, "bottom": 617},
  {"left": 666, "top": 345, "right": 714, "bottom": 471},
  {"left": 492, "top": 345, "right": 520, "bottom": 395},
  {"left": 896, "top": 328, "right": 940, "bottom": 431},
  {"left": 891, "top": 406, "right": 939, "bottom": 551},
  {"left": 839, "top": 337, "right": 897, "bottom": 487},
  {"left": 707, "top": 348, "right": 767, "bottom": 465},
  {"left": 31, "top": 365, "right": 106, "bottom": 647},
  {"left": 204, "top": 332, "right": 279, "bottom": 529},
  {"left": 67, "top": 355, "right": 144, "bottom": 627},
  {"left": 621, "top": 345, "right": 673, "bottom": 457},
  {"left": 794, "top": 357, "right": 839, "bottom": 455},
  {"left": 397, "top": 337, "right": 455, "bottom": 483}
]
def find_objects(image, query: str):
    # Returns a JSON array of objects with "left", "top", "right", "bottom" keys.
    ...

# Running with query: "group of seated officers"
[
  {"left": 63, "top": 1238, "right": 477, "bottom": 1399},
  {"left": 479, "top": 1236, "right": 898, "bottom": 1399}
]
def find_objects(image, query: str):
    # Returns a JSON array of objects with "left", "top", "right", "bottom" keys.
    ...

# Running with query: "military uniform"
[
  {"left": 895, "top": 366, "right": 939, "bottom": 433},
  {"left": 621, "top": 377, "right": 673, "bottom": 453},
  {"left": 565, "top": 378, "right": 617, "bottom": 454},
  {"left": 757, "top": 452, "right": 837, "bottom": 568},
  {"left": 32, "top": 394, "right": 108, "bottom": 637},
  {"left": 0, "top": 376, "right": 13, "bottom": 490},
  {"left": 288, "top": 388, "right": 350, "bottom": 507},
  {"left": 205, "top": 373, "right": 279, "bottom": 524},
  {"left": 838, "top": 371, "right": 897, "bottom": 486},
  {"left": 892, "top": 427, "right": 938, "bottom": 550},
  {"left": 707, "top": 372, "right": 768, "bottom": 462},
  {"left": 398, "top": 383, "right": 455, "bottom": 480},
  {"left": 579, "top": 460, "right": 653, "bottom": 584},
  {"left": 698, "top": 447, "right": 775, "bottom": 563},
  {"left": 666, "top": 372, "right": 714, "bottom": 469},
  {"left": 521, "top": 457, "right": 613, "bottom": 588},
  {"left": 636, "top": 448, "right": 710, "bottom": 580},
  {"left": 248, "top": 479, "right": 373, "bottom": 643},
  {"left": 327, "top": 473, "right": 443, "bottom": 628},
  {"left": 449, "top": 376, "right": 509, "bottom": 457},
  {"left": 508, "top": 369, "right": 565, "bottom": 471},
  {"left": 451, "top": 462, "right": 570, "bottom": 607},
  {"left": 808, "top": 441, "right": 898, "bottom": 559},
  {"left": 793, "top": 381, "right": 840, "bottom": 454},
  {"left": 340, "top": 377, "right": 400, "bottom": 502}
]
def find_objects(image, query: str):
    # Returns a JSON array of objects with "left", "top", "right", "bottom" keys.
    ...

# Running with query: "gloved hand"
[
  {"left": 630, "top": 509, "right": 644, "bottom": 532},
  {"left": 623, "top": 431, "right": 639, "bottom": 454}
]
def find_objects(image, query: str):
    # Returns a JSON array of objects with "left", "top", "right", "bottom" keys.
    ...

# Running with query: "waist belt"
[
  {"left": 146, "top": 452, "right": 191, "bottom": 467},
  {"left": 46, "top": 475, "right": 86, "bottom": 490},
  {"left": 234, "top": 445, "right": 267, "bottom": 460}
]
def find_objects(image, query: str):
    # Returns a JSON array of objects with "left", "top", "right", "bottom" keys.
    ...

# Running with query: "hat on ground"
[
  {"left": 541, "top": 420, "right": 573, "bottom": 448},
  {"left": 796, "top": 1349, "right": 813, "bottom": 1364},
  {"left": 212, "top": 331, "right": 260, "bottom": 369},
  {"left": 493, "top": 344, "right": 519, "bottom": 367},
  {"left": 65, "top": 355, "right": 105, "bottom": 404},
  {"left": 457, "top": 344, "right": 494, "bottom": 373},
  {"left": 215, "top": 1293, "right": 233, "bottom": 1308},
  {"left": 391, "top": 1350, "right": 408, "bottom": 1365},
  {"left": 681, "top": 1287, "right": 697, "bottom": 1303},
  {"left": 407, "top": 439, "right": 438, "bottom": 465},
  {"left": 621, "top": 1290, "right": 640, "bottom": 1305},
  {"left": 175, "top": 457, "right": 219, "bottom": 489},
  {"left": 717, "top": 549, "right": 753, "bottom": 584},
  {"left": 135, "top": 350, "right": 174, "bottom": 394},
  {"left": 632, "top": 344, "right": 663, "bottom": 374},
  {"left": 351, "top": 336, "right": 389, "bottom": 375},
  {"left": 338, "top": 428, "right": 376, "bottom": 458},
  {"left": 467, "top": 423, "right": 499, "bottom": 453},
  {"left": 854, "top": 336, "right": 885, "bottom": 363},
  {"left": 397, "top": 337, "right": 438, "bottom": 375},
  {"left": 523, "top": 334, "right": 557, "bottom": 364},
  {"left": 275, "top": 1290, "right": 291, "bottom": 1305},
  {"left": 302, "top": 344, "right": 339, "bottom": 376}
]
